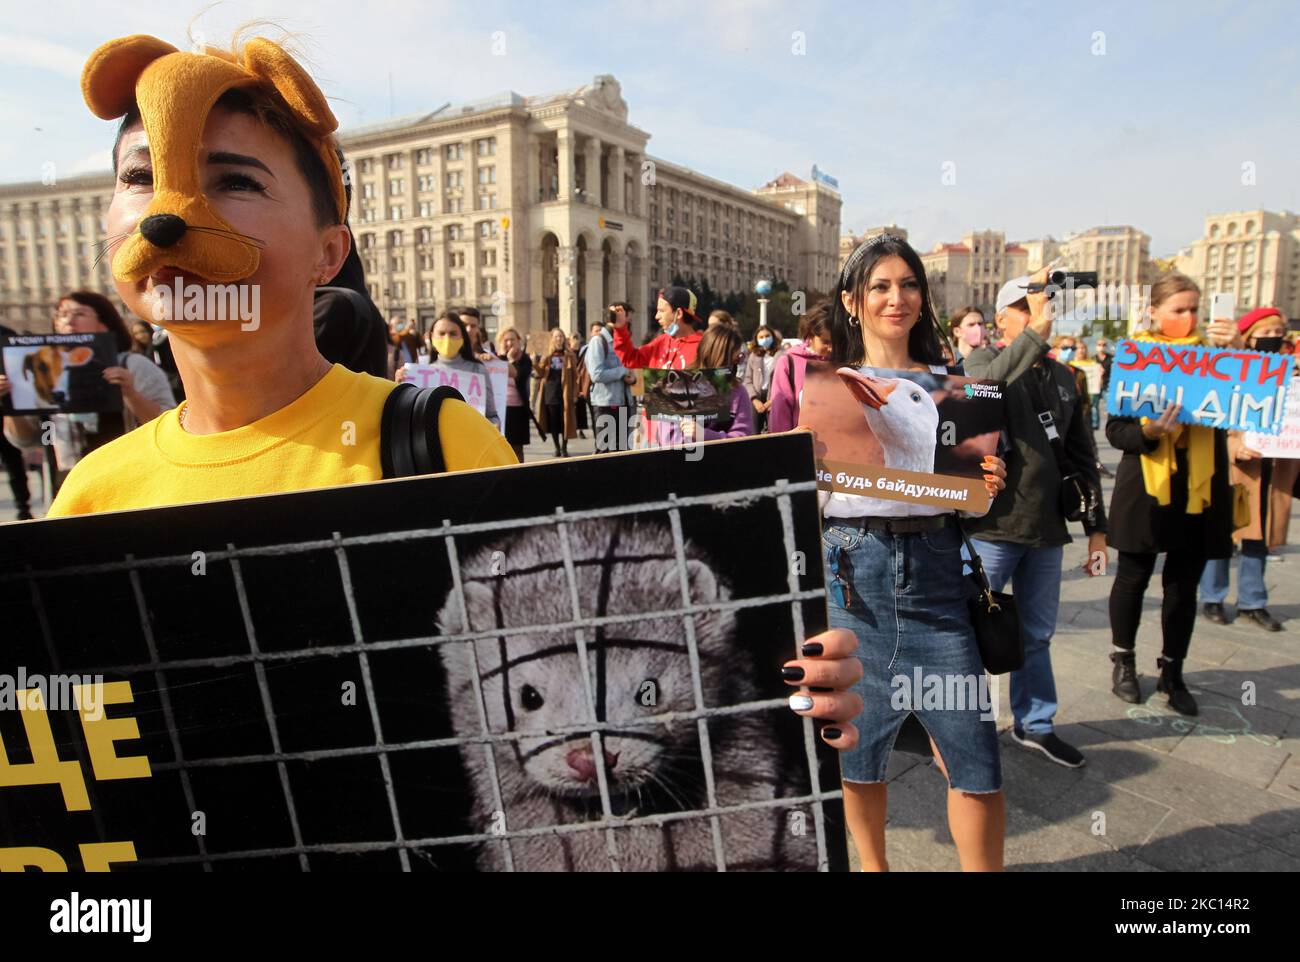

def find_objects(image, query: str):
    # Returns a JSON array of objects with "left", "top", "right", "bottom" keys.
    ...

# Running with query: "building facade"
[
  {"left": 0, "top": 75, "right": 841, "bottom": 341},
  {"left": 921, "top": 230, "right": 1027, "bottom": 319},
  {"left": 0, "top": 173, "right": 122, "bottom": 329},
  {"left": 1058, "top": 224, "right": 1151, "bottom": 311},
  {"left": 839, "top": 224, "right": 909, "bottom": 269},
  {"left": 1178, "top": 209, "right": 1300, "bottom": 320}
]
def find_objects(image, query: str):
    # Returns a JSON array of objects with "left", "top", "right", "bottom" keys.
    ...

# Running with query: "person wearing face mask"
[
  {"left": 495, "top": 327, "right": 533, "bottom": 462},
  {"left": 766, "top": 302, "right": 832, "bottom": 434},
  {"left": 611, "top": 286, "right": 703, "bottom": 372},
  {"left": 1199, "top": 307, "right": 1293, "bottom": 633},
  {"left": 949, "top": 306, "right": 988, "bottom": 362},
  {"left": 741, "top": 324, "right": 781, "bottom": 433},
  {"left": 658, "top": 324, "right": 755, "bottom": 447},
  {"left": 408, "top": 311, "right": 498, "bottom": 427},
  {"left": 1104, "top": 274, "right": 1237, "bottom": 715}
]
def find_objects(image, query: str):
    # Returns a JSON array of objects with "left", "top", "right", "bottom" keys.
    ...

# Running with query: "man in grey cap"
[{"left": 962, "top": 264, "right": 1107, "bottom": 768}]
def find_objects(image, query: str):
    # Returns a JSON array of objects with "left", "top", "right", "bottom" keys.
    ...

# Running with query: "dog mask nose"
[{"left": 139, "top": 213, "right": 188, "bottom": 248}]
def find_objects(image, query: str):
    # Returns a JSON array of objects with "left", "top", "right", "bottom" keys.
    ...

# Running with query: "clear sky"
[{"left": 2, "top": 0, "right": 1297, "bottom": 256}]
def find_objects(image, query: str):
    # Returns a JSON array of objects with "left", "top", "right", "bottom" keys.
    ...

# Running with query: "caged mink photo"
[{"left": 435, "top": 518, "right": 822, "bottom": 872}]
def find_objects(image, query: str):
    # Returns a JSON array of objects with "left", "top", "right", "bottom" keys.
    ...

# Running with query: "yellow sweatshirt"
[{"left": 47, "top": 364, "right": 517, "bottom": 518}]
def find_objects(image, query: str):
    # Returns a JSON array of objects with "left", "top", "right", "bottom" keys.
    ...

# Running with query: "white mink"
[{"left": 435, "top": 519, "right": 821, "bottom": 872}]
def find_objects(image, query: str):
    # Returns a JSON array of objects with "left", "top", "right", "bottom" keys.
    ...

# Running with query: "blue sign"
[
  {"left": 1106, "top": 339, "right": 1293, "bottom": 434},
  {"left": 810, "top": 164, "right": 839, "bottom": 190}
]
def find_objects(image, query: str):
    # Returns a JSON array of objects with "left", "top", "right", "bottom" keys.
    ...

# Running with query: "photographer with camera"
[{"left": 962, "top": 264, "right": 1107, "bottom": 769}]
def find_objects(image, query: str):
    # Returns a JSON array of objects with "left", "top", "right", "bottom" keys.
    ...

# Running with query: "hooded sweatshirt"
[{"left": 766, "top": 341, "right": 823, "bottom": 433}]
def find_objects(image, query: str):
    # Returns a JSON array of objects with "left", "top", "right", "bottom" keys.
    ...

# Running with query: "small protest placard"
[
  {"left": 1244, "top": 377, "right": 1300, "bottom": 458},
  {"left": 482, "top": 358, "right": 509, "bottom": 432},
  {"left": 1106, "top": 340, "right": 1292, "bottom": 434},
  {"left": 797, "top": 361, "right": 1004, "bottom": 515},
  {"left": 401, "top": 363, "right": 487, "bottom": 417},
  {"left": 641, "top": 368, "right": 734, "bottom": 423},
  {"left": 0, "top": 332, "right": 123, "bottom": 414}
]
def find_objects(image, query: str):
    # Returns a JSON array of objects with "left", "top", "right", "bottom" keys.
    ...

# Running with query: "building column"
[
  {"left": 525, "top": 134, "right": 539, "bottom": 206},
  {"left": 583, "top": 137, "right": 601, "bottom": 207},
  {"left": 557, "top": 128, "right": 573, "bottom": 203},
  {"left": 609, "top": 146, "right": 625, "bottom": 213},
  {"left": 609, "top": 251, "right": 627, "bottom": 303},
  {"left": 557, "top": 243, "right": 578, "bottom": 334},
  {"left": 584, "top": 246, "right": 603, "bottom": 329},
  {"left": 635, "top": 153, "right": 648, "bottom": 218}
]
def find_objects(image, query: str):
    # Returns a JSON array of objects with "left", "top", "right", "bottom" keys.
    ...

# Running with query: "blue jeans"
[
  {"left": 969, "top": 539, "right": 1064, "bottom": 735},
  {"left": 825, "top": 517, "right": 1001, "bottom": 793},
  {"left": 1090, "top": 394, "right": 1102, "bottom": 430},
  {"left": 1200, "top": 540, "right": 1268, "bottom": 609}
]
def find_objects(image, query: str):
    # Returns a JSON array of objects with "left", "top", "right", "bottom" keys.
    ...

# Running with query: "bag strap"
[
  {"left": 1024, "top": 365, "right": 1073, "bottom": 473},
  {"left": 953, "top": 516, "right": 1000, "bottom": 610},
  {"left": 380, "top": 382, "right": 463, "bottom": 479},
  {"left": 786, "top": 353, "right": 796, "bottom": 395}
]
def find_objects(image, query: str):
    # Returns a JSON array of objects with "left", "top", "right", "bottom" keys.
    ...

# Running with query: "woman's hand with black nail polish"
[{"left": 783, "top": 628, "right": 862, "bottom": 750}]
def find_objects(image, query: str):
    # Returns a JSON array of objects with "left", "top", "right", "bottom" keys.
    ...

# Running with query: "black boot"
[
  {"left": 1156, "top": 656, "right": 1198, "bottom": 716},
  {"left": 1110, "top": 651, "right": 1141, "bottom": 703}
]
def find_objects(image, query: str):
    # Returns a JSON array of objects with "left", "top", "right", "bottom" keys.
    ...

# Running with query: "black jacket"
[
  {"left": 963, "top": 330, "right": 1106, "bottom": 547},
  {"left": 1104, "top": 416, "right": 1234, "bottom": 558}
]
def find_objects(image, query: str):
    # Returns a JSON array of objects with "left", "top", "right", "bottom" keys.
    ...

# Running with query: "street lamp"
[{"left": 754, "top": 278, "right": 773, "bottom": 328}]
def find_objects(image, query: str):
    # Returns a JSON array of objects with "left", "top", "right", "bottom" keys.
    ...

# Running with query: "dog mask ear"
[
  {"left": 82, "top": 34, "right": 179, "bottom": 120},
  {"left": 240, "top": 37, "right": 337, "bottom": 136}
]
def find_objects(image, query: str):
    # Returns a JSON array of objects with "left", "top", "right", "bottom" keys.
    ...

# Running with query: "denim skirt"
[{"left": 823, "top": 515, "right": 1002, "bottom": 793}]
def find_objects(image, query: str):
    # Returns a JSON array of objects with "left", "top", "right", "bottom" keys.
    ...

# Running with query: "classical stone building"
[
  {"left": 0, "top": 173, "right": 121, "bottom": 328},
  {"left": 920, "top": 230, "right": 1027, "bottom": 318},
  {"left": 839, "top": 224, "right": 909, "bottom": 269},
  {"left": 1177, "top": 209, "right": 1300, "bottom": 320},
  {"left": 0, "top": 75, "right": 841, "bottom": 340}
]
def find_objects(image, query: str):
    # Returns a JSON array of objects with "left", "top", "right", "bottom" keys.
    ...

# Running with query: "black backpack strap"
[{"left": 381, "top": 382, "right": 464, "bottom": 479}]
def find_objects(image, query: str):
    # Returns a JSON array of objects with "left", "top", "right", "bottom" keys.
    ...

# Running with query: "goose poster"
[
  {"left": 0, "top": 332, "right": 123, "bottom": 415},
  {"left": 0, "top": 433, "right": 847, "bottom": 873},
  {"left": 797, "top": 361, "right": 1005, "bottom": 515}
]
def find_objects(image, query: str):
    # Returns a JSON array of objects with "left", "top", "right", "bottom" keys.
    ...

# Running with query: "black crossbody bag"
[
  {"left": 1025, "top": 368, "right": 1101, "bottom": 527},
  {"left": 954, "top": 518, "right": 1024, "bottom": 674}
]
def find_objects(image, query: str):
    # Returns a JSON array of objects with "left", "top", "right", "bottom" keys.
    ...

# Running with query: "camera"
[{"left": 1026, "top": 270, "right": 1098, "bottom": 294}]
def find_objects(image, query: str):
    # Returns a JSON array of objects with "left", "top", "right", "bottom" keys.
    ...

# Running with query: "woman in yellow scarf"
[{"left": 1104, "top": 273, "right": 1237, "bottom": 716}]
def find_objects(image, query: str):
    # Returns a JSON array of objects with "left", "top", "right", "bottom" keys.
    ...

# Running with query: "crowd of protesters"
[{"left": 2, "top": 26, "right": 1298, "bottom": 875}]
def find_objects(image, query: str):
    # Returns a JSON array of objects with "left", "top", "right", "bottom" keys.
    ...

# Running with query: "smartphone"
[{"left": 1210, "top": 292, "right": 1235, "bottom": 323}]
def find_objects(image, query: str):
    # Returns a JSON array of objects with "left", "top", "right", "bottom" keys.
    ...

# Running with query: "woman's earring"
[{"left": 849, "top": 314, "right": 860, "bottom": 327}]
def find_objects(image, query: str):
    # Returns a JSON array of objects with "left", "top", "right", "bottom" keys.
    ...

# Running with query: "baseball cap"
[
  {"left": 995, "top": 276, "right": 1030, "bottom": 314},
  {"left": 659, "top": 286, "right": 701, "bottom": 324}
]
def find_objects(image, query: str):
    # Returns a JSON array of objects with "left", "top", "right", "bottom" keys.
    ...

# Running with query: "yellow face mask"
[{"left": 433, "top": 335, "right": 463, "bottom": 358}]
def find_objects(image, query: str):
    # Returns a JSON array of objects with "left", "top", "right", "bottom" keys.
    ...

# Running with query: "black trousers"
[
  {"left": 544, "top": 402, "right": 566, "bottom": 454},
  {"left": 592, "top": 405, "right": 632, "bottom": 453},
  {"left": 1109, "top": 548, "right": 1209, "bottom": 661},
  {"left": 0, "top": 431, "right": 30, "bottom": 510}
]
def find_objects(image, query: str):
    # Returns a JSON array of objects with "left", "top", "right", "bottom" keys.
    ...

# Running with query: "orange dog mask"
[{"left": 81, "top": 34, "right": 346, "bottom": 285}]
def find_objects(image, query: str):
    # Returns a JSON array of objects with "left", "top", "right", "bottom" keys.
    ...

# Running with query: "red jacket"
[{"left": 613, "top": 325, "right": 701, "bottom": 370}]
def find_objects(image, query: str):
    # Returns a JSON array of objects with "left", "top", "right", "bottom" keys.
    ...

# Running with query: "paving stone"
[
  {"left": 1166, "top": 689, "right": 1290, "bottom": 789},
  {"left": 1131, "top": 811, "right": 1261, "bottom": 871}
]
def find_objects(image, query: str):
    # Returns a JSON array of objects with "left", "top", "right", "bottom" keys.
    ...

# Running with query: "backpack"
[{"left": 380, "top": 382, "right": 463, "bottom": 478}]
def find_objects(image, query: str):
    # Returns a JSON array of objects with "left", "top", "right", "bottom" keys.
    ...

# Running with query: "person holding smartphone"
[{"left": 1104, "top": 274, "right": 1237, "bottom": 715}]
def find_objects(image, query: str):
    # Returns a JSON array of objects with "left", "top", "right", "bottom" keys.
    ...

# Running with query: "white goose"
[{"left": 825, "top": 367, "right": 940, "bottom": 517}]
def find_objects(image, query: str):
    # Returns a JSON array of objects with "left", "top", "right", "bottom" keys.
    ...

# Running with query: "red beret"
[{"left": 1237, "top": 306, "right": 1282, "bottom": 335}]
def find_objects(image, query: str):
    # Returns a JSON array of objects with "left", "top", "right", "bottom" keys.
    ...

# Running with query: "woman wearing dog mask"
[
  {"left": 1105, "top": 274, "right": 1238, "bottom": 715},
  {"left": 1198, "top": 307, "right": 1295, "bottom": 633},
  {"left": 1, "top": 291, "right": 174, "bottom": 496}
]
